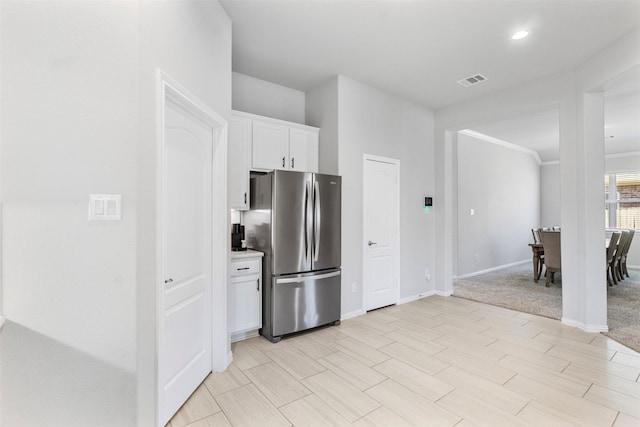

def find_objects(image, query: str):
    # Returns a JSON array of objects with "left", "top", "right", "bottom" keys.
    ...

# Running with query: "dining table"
[{"left": 529, "top": 236, "right": 612, "bottom": 283}]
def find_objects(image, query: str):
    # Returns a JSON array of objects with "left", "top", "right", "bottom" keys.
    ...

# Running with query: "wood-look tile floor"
[{"left": 167, "top": 296, "right": 640, "bottom": 427}]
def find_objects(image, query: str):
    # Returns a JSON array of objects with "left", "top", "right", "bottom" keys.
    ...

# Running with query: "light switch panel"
[{"left": 89, "top": 194, "right": 122, "bottom": 221}]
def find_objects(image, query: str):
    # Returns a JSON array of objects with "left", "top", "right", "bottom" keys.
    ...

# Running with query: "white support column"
[
  {"left": 559, "top": 89, "right": 580, "bottom": 325},
  {"left": 560, "top": 90, "right": 607, "bottom": 332},
  {"left": 435, "top": 129, "right": 454, "bottom": 296},
  {"left": 581, "top": 92, "right": 607, "bottom": 330}
]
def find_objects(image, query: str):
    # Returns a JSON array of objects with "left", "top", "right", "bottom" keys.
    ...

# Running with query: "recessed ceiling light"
[{"left": 512, "top": 30, "right": 529, "bottom": 40}]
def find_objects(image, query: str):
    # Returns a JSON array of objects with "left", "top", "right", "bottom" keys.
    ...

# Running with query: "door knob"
[{"left": 368, "top": 240, "right": 377, "bottom": 246}]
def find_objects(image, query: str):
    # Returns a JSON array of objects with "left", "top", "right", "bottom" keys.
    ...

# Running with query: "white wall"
[
  {"left": 435, "top": 73, "right": 571, "bottom": 298},
  {"left": 309, "top": 76, "right": 436, "bottom": 316},
  {"left": 1, "top": 0, "right": 138, "bottom": 372},
  {"left": 435, "top": 28, "right": 640, "bottom": 331},
  {"left": 136, "top": 2, "right": 232, "bottom": 425},
  {"left": 0, "top": 0, "right": 3, "bottom": 328},
  {"left": 1, "top": 1, "right": 232, "bottom": 425},
  {"left": 540, "top": 163, "right": 561, "bottom": 226},
  {"left": 606, "top": 152, "right": 640, "bottom": 172},
  {"left": 306, "top": 77, "right": 339, "bottom": 175},
  {"left": 456, "top": 132, "right": 540, "bottom": 276},
  {"left": 232, "top": 72, "right": 305, "bottom": 124}
]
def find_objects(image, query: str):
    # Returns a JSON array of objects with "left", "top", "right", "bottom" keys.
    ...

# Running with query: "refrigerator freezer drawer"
[{"left": 272, "top": 269, "right": 341, "bottom": 337}]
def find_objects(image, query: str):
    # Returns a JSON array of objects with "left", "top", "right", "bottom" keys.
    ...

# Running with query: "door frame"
[
  {"left": 155, "top": 70, "right": 228, "bottom": 425},
  {"left": 362, "top": 154, "right": 400, "bottom": 311}
]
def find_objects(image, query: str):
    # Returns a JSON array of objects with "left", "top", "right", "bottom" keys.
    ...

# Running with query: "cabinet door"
[
  {"left": 229, "top": 274, "right": 261, "bottom": 334},
  {"left": 252, "top": 121, "right": 289, "bottom": 171},
  {"left": 228, "top": 115, "right": 251, "bottom": 210},
  {"left": 289, "top": 128, "right": 319, "bottom": 173}
]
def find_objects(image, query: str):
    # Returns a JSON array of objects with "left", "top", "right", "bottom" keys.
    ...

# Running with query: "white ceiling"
[
  {"left": 220, "top": 0, "right": 640, "bottom": 161},
  {"left": 469, "top": 73, "right": 640, "bottom": 162}
]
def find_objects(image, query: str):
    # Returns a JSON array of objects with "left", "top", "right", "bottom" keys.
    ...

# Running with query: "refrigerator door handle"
[
  {"left": 276, "top": 270, "right": 341, "bottom": 284},
  {"left": 304, "top": 180, "right": 313, "bottom": 263},
  {"left": 313, "top": 180, "right": 321, "bottom": 262}
]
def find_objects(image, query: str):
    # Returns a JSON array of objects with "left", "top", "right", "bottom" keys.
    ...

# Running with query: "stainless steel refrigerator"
[{"left": 244, "top": 170, "right": 341, "bottom": 342}]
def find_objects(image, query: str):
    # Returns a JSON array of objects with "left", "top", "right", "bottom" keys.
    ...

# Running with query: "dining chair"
[
  {"left": 540, "top": 230, "right": 561, "bottom": 287},
  {"left": 611, "top": 230, "right": 630, "bottom": 284},
  {"left": 531, "top": 228, "right": 542, "bottom": 244},
  {"left": 531, "top": 228, "right": 545, "bottom": 280},
  {"left": 618, "top": 229, "right": 635, "bottom": 279},
  {"left": 606, "top": 231, "right": 621, "bottom": 287}
]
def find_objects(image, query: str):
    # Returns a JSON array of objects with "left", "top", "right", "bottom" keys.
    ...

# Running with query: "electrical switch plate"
[{"left": 89, "top": 194, "right": 122, "bottom": 221}]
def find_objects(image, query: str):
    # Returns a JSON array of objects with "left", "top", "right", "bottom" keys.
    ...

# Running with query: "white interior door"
[
  {"left": 160, "top": 100, "right": 213, "bottom": 424},
  {"left": 364, "top": 156, "right": 400, "bottom": 311}
]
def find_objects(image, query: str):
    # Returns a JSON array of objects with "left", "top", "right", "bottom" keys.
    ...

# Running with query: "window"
[{"left": 605, "top": 171, "right": 640, "bottom": 229}]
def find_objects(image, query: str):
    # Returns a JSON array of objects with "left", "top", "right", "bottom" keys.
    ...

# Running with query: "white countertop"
[{"left": 230, "top": 249, "right": 264, "bottom": 259}]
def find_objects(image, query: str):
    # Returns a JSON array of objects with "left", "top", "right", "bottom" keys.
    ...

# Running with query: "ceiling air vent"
[{"left": 457, "top": 74, "right": 488, "bottom": 87}]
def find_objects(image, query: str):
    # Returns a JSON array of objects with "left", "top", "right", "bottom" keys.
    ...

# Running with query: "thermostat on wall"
[
  {"left": 424, "top": 197, "right": 433, "bottom": 211},
  {"left": 89, "top": 194, "right": 122, "bottom": 221}
]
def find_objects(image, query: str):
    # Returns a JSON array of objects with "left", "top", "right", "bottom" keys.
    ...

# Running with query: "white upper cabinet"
[
  {"left": 251, "top": 120, "right": 290, "bottom": 171},
  {"left": 289, "top": 127, "right": 319, "bottom": 172},
  {"left": 237, "top": 111, "right": 318, "bottom": 173},
  {"left": 228, "top": 111, "right": 319, "bottom": 210},
  {"left": 228, "top": 114, "right": 252, "bottom": 210}
]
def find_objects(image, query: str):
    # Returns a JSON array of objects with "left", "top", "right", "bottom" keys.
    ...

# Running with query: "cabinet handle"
[
  {"left": 244, "top": 192, "right": 247, "bottom": 204},
  {"left": 282, "top": 157, "right": 285, "bottom": 168},
  {"left": 164, "top": 278, "right": 173, "bottom": 284},
  {"left": 257, "top": 278, "right": 260, "bottom": 291},
  {"left": 237, "top": 267, "right": 250, "bottom": 271},
  {"left": 291, "top": 157, "right": 295, "bottom": 169}
]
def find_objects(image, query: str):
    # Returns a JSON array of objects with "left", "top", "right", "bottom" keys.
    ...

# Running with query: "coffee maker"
[{"left": 231, "top": 223, "right": 246, "bottom": 251}]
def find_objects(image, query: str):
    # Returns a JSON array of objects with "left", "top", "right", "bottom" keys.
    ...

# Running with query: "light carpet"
[{"left": 453, "top": 263, "right": 640, "bottom": 353}]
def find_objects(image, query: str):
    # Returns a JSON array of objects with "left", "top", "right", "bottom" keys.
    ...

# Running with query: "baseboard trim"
[
  {"left": 398, "top": 289, "right": 454, "bottom": 304},
  {"left": 398, "top": 291, "right": 434, "bottom": 304},
  {"left": 561, "top": 316, "right": 608, "bottom": 333},
  {"left": 341, "top": 308, "right": 366, "bottom": 321},
  {"left": 231, "top": 329, "right": 259, "bottom": 343},
  {"left": 455, "top": 260, "right": 529, "bottom": 279},
  {"left": 225, "top": 351, "right": 233, "bottom": 370},
  {"left": 434, "top": 289, "right": 454, "bottom": 297}
]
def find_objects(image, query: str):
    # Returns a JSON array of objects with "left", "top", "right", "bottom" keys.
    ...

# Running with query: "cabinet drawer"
[{"left": 230, "top": 259, "right": 261, "bottom": 277}]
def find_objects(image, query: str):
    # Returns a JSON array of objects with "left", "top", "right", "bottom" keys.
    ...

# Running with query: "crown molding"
[{"left": 459, "top": 129, "right": 542, "bottom": 165}]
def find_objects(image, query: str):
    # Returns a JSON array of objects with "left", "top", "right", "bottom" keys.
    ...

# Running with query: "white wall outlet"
[
  {"left": 351, "top": 282, "right": 357, "bottom": 293},
  {"left": 425, "top": 269, "right": 431, "bottom": 281},
  {"left": 469, "top": 208, "right": 475, "bottom": 216}
]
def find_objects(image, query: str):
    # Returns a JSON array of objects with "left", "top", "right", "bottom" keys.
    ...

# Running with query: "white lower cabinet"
[{"left": 230, "top": 251, "right": 263, "bottom": 342}]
